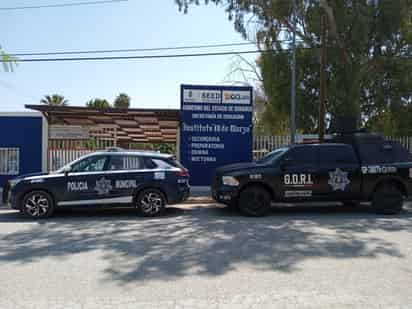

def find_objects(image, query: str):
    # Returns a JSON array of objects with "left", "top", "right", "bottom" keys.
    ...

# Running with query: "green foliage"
[
  {"left": 129, "top": 142, "right": 176, "bottom": 155},
  {"left": 153, "top": 143, "right": 176, "bottom": 155},
  {"left": 0, "top": 46, "right": 18, "bottom": 72},
  {"left": 86, "top": 98, "right": 111, "bottom": 109},
  {"left": 176, "top": 0, "right": 412, "bottom": 135},
  {"left": 113, "top": 93, "right": 131, "bottom": 109},
  {"left": 40, "top": 94, "right": 69, "bottom": 106}
]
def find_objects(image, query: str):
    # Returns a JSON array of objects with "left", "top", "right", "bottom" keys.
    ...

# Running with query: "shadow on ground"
[{"left": 0, "top": 202, "right": 411, "bottom": 284}]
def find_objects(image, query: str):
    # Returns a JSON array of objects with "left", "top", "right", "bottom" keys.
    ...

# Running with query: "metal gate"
[{"left": 48, "top": 126, "right": 117, "bottom": 171}]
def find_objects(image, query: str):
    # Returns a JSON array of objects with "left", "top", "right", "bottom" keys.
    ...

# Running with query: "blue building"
[{"left": 0, "top": 113, "right": 47, "bottom": 189}]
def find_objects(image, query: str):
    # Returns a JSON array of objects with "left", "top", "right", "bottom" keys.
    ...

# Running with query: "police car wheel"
[
  {"left": 21, "top": 190, "right": 54, "bottom": 219},
  {"left": 372, "top": 184, "right": 403, "bottom": 215},
  {"left": 238, "top": 185, "right": 271, "bottom": 217},
  {"left": 136, "top": 189, "right": 165, "bottom": 217}
]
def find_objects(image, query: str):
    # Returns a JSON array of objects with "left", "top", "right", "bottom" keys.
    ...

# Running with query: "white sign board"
[{"left": 49, "top": 126, "right": 89, "bottom": 140}]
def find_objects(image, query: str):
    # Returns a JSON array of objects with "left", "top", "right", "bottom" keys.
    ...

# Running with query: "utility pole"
[
  {"left": 290, "top": 0, "right": 297, "bottom": 144},
  {"left": 319, "top": 11, "right": 327, "bottom": 142}
]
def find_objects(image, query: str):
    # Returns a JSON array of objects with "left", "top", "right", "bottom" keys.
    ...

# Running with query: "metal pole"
[
  {"left": 319, "top": 12, "right": 327, "bottom": 142},
  {"left": 290, "top": 0, "right": 297, "bottom": 144}
]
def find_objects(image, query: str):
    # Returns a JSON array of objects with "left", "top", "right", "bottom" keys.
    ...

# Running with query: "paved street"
[{"left": 1, "top": 202, "right": 412, "bottom": 309}]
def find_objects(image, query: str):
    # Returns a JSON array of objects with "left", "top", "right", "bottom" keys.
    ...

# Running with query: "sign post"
[{"left": 180, "top": 84, "right": 253, "bottom": 186}]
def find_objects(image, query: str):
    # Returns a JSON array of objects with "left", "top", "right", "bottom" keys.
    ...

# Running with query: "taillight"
[{"left": 176, "top": 169, "right": 189, "bottom": 177}]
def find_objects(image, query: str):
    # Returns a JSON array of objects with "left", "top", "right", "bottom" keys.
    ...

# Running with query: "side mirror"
[{"left": 63, "top": 166, "right": 71, "bottom": 176}]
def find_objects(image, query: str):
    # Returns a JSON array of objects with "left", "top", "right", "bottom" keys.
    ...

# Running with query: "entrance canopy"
[{"left": 26, "top": 105, "right": 180, "bottom": 143}]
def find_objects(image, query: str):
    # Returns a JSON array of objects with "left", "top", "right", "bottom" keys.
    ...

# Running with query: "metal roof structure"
[{"left": 25, "top": 104, "right": 180, "bottom": 143}]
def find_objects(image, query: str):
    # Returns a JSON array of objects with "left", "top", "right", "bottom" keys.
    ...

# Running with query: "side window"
[
  {"left": 71, "top": 156, "right": 108, "bottom": 172},
  {"left": 151, "top": 158, "right": 175, "bottom": 170},
  {"left": 319, "top": 146, "right": 357, "bottom": 165},
  {"left": 143, "top": 157, "right": 184, "bottom": 170},
  {"left": 284, "top": 146, "right": 317, "bottom": 167},
  {"left": 143, "top": 157, "right": 157, "bottom": 169},
  {"left": 108, "top": 155, "right": 143, "bottom": 171}
]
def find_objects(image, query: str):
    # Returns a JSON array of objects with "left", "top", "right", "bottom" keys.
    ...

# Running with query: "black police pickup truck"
[
  {"left": 2, "top": 149, "right": 190, "bottom": 219},
  {"left": 212, "top": 132, "right": 412, "bottom": 216}
]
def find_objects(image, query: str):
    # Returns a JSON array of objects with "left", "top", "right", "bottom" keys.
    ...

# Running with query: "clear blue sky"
[{"left": 1, "top": 0, "right": 257, "bottom": 111}]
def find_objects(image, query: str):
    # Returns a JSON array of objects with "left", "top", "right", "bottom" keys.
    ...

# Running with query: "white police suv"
[{"left": 2, "top": 149, "right": 190, "bottom": 218}]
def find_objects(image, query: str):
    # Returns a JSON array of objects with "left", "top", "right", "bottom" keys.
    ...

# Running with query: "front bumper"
[
  {"left": 1, "top": 183, "right": 18, "bottom": 209},
  {"left": 2, "top": 183, "right": 10, "bottom": 205},
  {"left": 212, "top": 185, "right": 240, "bottom": 205}
]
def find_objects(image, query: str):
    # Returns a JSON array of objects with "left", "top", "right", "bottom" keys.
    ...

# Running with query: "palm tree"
[{"left": 40, "top": 94, "right": 68, "bottom": 106}]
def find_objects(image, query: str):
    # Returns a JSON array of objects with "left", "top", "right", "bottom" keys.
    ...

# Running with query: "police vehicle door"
[
  {"left": 63, "top": 155, "right": 110, "bottom": 204},
  {"left": 105, "top": 154, "right": 144, "bottom": 202},
  {"left": 317, "top": 145, "right": 361, "bottom": 200},
  {"left": 280, "top": 145, "right": 319, "bottom": 200}
]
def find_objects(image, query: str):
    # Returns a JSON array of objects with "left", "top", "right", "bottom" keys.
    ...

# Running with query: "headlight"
[
  {"left": 8, "top": 179, "right": 22, "bottom": 188},
  {"left": 222, "top": 176, "right": 239, "bottom": 186}
]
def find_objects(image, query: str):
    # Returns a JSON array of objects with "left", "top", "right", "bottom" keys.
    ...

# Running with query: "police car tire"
[
  {"left": 136, "top": 188, "right": 166, "bottom": 217},
  {"left": 372, "top": 184, "right": 403, "bottom": 215},
  {"left": 21, "top": 190, "right": 54, "bottom": 219},
  {"left": 238, "top": 185, "right": 271, "bottom": 217}
]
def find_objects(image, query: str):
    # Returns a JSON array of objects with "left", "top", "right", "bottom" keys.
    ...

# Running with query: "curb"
[{"left": 182, "top": 196, "right": 214, "bottom": 204}]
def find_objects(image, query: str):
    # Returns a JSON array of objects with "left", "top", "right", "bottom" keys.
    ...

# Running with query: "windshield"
[{"left": 256, "top": 147, "right": 288, "bottom": 165}]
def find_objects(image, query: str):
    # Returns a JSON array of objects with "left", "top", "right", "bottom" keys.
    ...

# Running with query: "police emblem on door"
[
  {"left": 95, "top": 177, "right": 112, "bottom": 195},
  {"left": 328, "top": 168, "right": 350, "bottom": 191}
]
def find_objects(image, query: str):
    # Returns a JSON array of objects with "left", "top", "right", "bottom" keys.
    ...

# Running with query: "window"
[
  {"left": 71, "top": 155, "right": 108, "bottom": 172},
  {"left": 107, "top": 155, "right": 142, "bottom": 171},
  {"left": 319, "top": 146, "right": 357, "bottom": 165},
  {"left": 143, "top": 157, "right": 157, "bottom": 169},
  {"left": 144, "top": 156, "right": 185, "bottom": 170},
  {"left": 257, "top": 147, "right": 288, "bottom": 164},
  {"left": 0, "top": 148, "right": 20, "bottom": 175},
  {"left": 152, "top": 158, "right": 175, "bottom": 169},
  {"left": 284, "top": 146, "right": 317, "bottom": 166}
]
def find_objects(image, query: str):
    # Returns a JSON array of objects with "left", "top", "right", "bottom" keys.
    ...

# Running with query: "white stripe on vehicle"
[{"left": 57, "top": 196, "right": 133, "bottom": 206}]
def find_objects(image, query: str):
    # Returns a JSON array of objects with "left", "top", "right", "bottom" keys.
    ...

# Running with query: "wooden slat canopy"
[{"left": 26, "top": 104, "right": 180, "bottom": 143}]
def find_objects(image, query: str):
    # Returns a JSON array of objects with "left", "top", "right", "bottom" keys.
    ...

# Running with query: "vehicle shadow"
[{"left": 0, "top": 202, "right": 411, "bottom": 285}]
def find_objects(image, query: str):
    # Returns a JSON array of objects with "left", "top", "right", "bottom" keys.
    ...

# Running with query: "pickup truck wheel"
[
  {"left": 136, "top": 188, "right": 165, "bottom": 217},
  {"left": 372, "top": 184, "right": 403, "bottom": 215},
  {"left": 21, "top": 190, "right": 54, "bottom": 219},
  {"left": 238, "top": 185, "right": 271, "bottom": 217}
]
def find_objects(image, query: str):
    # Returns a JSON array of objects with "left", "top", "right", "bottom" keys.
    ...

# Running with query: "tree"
[
  {"left": 113, "top": 93, "right": 131, "bottom": 109},
  {"left": 40, "top": 94, "right": 69, "bottom": 106},
  {"left": 1, "top": 46, "right": 17, "bottom": 72},
  {"left": 176, "top": 0, "right": 412, "bottom": 135},
  {"left": 86, "top": 98, "right": 111, "bottom": 109}
]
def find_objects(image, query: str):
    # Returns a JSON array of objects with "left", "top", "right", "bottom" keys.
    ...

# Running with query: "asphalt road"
[{"left": 1, "top": 202, "right": 412, "bottom": 309}]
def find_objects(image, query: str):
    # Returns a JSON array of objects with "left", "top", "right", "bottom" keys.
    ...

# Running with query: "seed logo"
[
  {"left": 94, "top": 177, "right": 112, "bottom": 195},
  {"left": 328, "top": 168, "right": 350, "bottom": 191}
]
